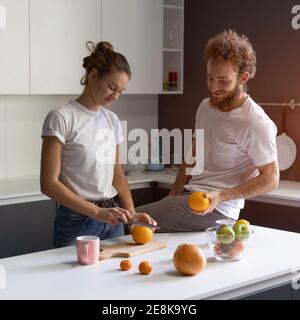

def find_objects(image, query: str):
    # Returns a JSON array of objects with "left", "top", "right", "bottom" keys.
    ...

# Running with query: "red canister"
[{"left": 168, "top": 72, "right": 178, "bottom": 91}]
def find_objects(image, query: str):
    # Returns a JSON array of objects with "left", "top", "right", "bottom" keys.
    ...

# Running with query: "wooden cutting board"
[{"left": 99, "top": 240, "right": 168, "bottom": 260}]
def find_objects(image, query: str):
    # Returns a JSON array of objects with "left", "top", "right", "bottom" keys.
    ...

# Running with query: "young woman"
[{"left": 40, "top": 41, "right": 156, "bottom": 248}]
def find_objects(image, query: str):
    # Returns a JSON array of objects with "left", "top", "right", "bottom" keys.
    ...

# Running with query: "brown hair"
[
  {"left": 204, "top": 30, "right": 256, "bottom": 79},
  {"left": 81, "top": 41, "right": 132, "bottom": 85}
]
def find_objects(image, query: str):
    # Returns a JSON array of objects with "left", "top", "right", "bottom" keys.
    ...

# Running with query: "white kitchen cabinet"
[
  {"left": 0, "top": 0, "right": 29, "bottom": 94},
  {"left": 30, "top": 0, "right": 101, "bottom": 94},
  {"left": 102, "top": 0, "right": 163, "bottom": 94}
]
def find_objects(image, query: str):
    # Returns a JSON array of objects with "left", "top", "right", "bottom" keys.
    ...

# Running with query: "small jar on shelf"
[
  {"left": 168, "top": 71, "right": 178, "bottom": 91},
  {"left": 163, "top": 80, "right": 169, "bottom": 91}
]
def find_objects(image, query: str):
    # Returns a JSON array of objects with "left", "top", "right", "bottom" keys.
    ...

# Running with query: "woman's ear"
[{"left": 88, "top": 68, "right": 98, "bottom": 83}]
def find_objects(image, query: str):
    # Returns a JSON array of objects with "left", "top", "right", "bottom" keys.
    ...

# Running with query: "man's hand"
[{"left": 192, "top": 191, "right": 223, "bottom": 215}]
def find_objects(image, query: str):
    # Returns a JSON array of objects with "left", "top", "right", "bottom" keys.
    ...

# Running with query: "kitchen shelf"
[
  {"left": 162, "top": 0, "right": 184, "bottom": 94},
  {"left": 163, "top": 48, "right": 182, "bottom": 52},
  {"left": 163, "top": 5, "right": 182, "bottom": 10},
  {"left": 160, "top": 91, "right": 183, "bottom": 94},
  {"left": 164, "top": 0, "right": 183, "bottom": 7}
]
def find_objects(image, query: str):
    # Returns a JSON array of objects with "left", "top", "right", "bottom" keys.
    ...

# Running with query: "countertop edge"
[{"left": 0, "top": 174, "right": 299, "bottom": 206}]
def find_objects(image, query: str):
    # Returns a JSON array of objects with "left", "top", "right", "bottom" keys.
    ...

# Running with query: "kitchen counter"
[
  {"left": 0, "top": 171, "right": 300, "bottom": 207},
  {"left": 0, "top": 226, "right": 299, "bottom": 300},
  {"left": 0, "top": 171, "right": 178, "bottom": 206}
]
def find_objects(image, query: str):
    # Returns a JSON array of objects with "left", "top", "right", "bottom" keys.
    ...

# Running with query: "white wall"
[{"left": 0, "top": 95, "right": 158, "bottom": 180}]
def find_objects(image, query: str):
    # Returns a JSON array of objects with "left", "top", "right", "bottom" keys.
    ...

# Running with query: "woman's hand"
[
  {"left": 96, "top": 207, "right": 133, "bottom": 225},
  {"left": 131, "top": 211, "right": 158, "bottom": 227}
]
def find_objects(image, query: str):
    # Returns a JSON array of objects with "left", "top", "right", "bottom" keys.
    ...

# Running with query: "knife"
[{"left": 127, "top": 220, "right": 160, "bottom": 230}]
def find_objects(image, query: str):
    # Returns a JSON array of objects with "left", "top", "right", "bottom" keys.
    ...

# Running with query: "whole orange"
[
  {"left": 120, "top": 259, "right": 132, "bottom": 271},
  {"left": 173, "top": 243, "right": 207, "bottom": 276},
  {"left": 131, "top": 226, "right": 153, "bottom": 245},
  {"left": 138, "top": 261, "right": 152, "bottom": 275},
  {"left": 188, "top": 192, "right": 209, "bottom": 213}
]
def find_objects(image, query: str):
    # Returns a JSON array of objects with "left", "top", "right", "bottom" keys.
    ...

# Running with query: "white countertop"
[
  {"left": 0, "top": 226, "right": 299, "bottom": 300},
  {"left": 0, "top": 171, "right": 178, "bottom": 206},
  {"left": 0, "top": 170, "right": 299, "bottom": 207}
]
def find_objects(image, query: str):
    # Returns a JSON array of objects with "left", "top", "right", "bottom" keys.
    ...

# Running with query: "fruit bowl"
[{"left": 206, "top": 222, "right": 253, "bottom": 261}]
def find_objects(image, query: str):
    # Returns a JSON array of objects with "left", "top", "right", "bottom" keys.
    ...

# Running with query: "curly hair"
[{"left": 204, "top": 30, "right": 256, "bottom": 79}]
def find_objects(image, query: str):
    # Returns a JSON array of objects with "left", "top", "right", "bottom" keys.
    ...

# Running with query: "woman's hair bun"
[
  {"left": 85, "top": 41, "right": 114, "bottom": 55},
  {"left": 81, "top": 40, "right": 131, "bottom": 85},
  {"left": 96, "top": 41, "right": 114, "bottom": 53}
]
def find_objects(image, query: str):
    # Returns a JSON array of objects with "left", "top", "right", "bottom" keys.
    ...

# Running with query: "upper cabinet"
[
  {"left": 162, "top": 0, "right": 184, "bottom": 94},
  {"left": 102, "top": 0, "right": 163, "bottom": 94},
  {"left": 30, "top": 0, "right": 101, "bottom": 94},
  {"left": 0, "top": 0, "right": 30, "bottom": 94},
  {"left": 0, "top": 0, "right": 183, "bottom": 95}
]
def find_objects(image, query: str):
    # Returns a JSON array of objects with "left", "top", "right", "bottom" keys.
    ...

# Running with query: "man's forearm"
[
  {"left": 169, "top": 162, "right": 192, "bottom": 195},
  {"left": 220, "top": 173, "right": 279, "bottom": 202}
]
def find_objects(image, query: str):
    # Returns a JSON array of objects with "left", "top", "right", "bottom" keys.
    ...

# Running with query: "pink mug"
[{"left": 76, "top": 235, "right": 100, "bottom": 265}]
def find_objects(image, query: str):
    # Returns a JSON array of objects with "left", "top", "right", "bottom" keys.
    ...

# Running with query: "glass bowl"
[
  {"left": 215, "top": 219, "right": 236, "bottom": 227},
  {"left": 206, "top": 226, "right": 253, "bottom": 261}
]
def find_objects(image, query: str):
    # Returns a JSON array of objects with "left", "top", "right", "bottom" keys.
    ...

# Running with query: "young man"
[{"left": 137, "top": 30, "right": 279, "bottom": 232}]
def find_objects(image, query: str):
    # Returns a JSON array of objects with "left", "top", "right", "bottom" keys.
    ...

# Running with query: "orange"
[
  {"left": 120, "top": 259, "right": 132, "bottom": 271},
  {"left": 131, "top": 226, "right": 153, "bottom": 245},
  {"left": 188, "top": 192, "right": 210, "bottom": 213},
  {"left": 173, "top": 243, "right": 207, "bottom": 276},
  {"left": 138, "top": 261, "right": 152, "bottom": 275}
]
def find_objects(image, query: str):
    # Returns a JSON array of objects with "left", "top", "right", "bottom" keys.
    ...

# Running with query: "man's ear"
[{"left": 241, "top": 72, "right": 249, "bottom": 84}]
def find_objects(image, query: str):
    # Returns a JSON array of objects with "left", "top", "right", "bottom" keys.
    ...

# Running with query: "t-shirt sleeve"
[
  {"left": 245, "top": 120, "right": 278, "bottom": 167},
  {"left": 41, "top": 110, "right": 68, "bottom": 144}
]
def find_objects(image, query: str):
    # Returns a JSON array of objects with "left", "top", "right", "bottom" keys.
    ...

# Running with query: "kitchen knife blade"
[{"left": 128, "top": 220, "right": 160, "bottom": 230}]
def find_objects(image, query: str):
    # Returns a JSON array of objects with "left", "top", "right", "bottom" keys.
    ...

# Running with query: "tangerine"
[
  {"left": 138, "top": 261, "right": 152, "bottom": 275},
  {"left": 120, "top": 259, "right": 132, "bottom": 271},
  {"left": 188, "top": 192, "right": 210, "bottom": 213},
  {"left": 131, "top": 226, "right": 153, "bottom": 245}
]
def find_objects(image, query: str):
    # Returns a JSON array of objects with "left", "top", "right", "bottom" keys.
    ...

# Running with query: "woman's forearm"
[
  {"left": 113, "top": 164, "right": 135, "bottom": 212},
  {"left": 41, "top": 180, "right": 100, "bottom": 218}
]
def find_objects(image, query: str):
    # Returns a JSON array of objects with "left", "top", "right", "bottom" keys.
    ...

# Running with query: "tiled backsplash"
[{"left": 0, "top": 95, "right": 158, "bottom": 180}]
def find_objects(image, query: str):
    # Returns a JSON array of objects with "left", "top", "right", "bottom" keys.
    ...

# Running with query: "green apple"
[
  {"left": 233, "top": 221, "right": 251, "bottom": 241},
  {"left": 216, "top": 225, "right": 235, "bottom": 244}
]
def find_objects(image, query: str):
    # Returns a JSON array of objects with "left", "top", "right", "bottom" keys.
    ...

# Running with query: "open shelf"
[
  {"left": 162, "top": 50, "right": 183, "bottom": 93},
  {"left": 161, "top": 0, "right": 184, "bottom": 94},
  {"left": 164, "top": 0, "right": 183, "bottom": 7},
  {"left": 163, "top": 48, "right": 182, "bottom": 52}
]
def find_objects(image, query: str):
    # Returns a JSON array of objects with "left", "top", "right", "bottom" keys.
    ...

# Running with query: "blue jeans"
[{"left": 53, "top": 205, "right": 125, "bottom": 248}]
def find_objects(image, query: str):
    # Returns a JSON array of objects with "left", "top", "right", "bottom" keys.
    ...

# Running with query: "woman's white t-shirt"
[
  {"left": 42, "top": 100, "right": 124, "bottom": 200},
  {"left": 184, "top": 96, "right": 278, "bottom": 220}
]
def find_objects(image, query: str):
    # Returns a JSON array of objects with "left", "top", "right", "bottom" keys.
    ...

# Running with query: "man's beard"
[{"left": 210, "top": 83, "right": 244, "bottom": 112}]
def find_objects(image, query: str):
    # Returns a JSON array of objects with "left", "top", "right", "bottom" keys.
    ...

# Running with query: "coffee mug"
[{"left": 76, "top": 235, "right": 100, "bottom": 265}]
